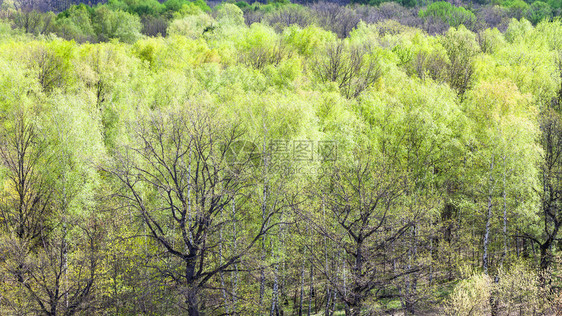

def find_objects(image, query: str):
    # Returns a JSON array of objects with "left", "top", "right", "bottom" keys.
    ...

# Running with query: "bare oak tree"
[
  {"left": 107, "top": 105, "right": 280, "bottom": 315},
  {"left": 303, "top": 153, "right": 421, "bottom": 316}
]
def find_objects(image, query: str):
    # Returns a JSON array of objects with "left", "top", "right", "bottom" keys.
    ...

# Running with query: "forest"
[{"left": 1, "top": 0, "right": 562, "bottom": 315}]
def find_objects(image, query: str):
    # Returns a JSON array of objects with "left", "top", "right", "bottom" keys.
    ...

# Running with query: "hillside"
[{"left": 0, "top": 0, "right": 562, "bottom": 315}]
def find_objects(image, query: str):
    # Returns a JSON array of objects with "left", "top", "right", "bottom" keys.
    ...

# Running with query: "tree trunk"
[
  {"left": 483, "top": 158, "right": 495, "bottom": 275},
  {"left": 187, "top": 288, "right": 200, "bottom": 316},
  {"left": 308, "top": 265, "right": 313, "bottom": 316},
  {"left": 299, "top": 250, "right": 306, "bottom": 316},
  {"left": 540, "top": 243, "right": 550, "bottom": 271},
  {"left": 271, "top": 263, "right": 280, "bottom": 316},
  {"left": 186, "top": 255, "right": 199, "bottom": 315},
  {"left": 260, "top": 134, "right": 269, "bottom": 311},
  {"left": 483, "top": 193, "right": 493, "bottom": 274},
  {"left": 231, "top": 199, "right": 239, "bottom": 314},
  {"left": 219, "top": 211, "right": 230, "bottom": 316},
  {"left": 501, "top": 157, "right": 509, "bottom": 268}
]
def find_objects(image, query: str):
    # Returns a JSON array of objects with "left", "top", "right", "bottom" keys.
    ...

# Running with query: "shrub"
[
  {"left": 444, "top": 262, "right": 554, "bottom": 316},
  {"left": 495, "top": 262, "right": 542, "bottom": 315},
  {"left": 444, "top": 273, "right": 492, "bottom": 316}
]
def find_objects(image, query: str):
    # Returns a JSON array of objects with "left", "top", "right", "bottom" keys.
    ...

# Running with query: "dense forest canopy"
[
  {"left": 1, "top": 0, "right": 562, "bottom": 315},
  {"left": 1, "top": 0, "right": 562, "bottom": 39}
]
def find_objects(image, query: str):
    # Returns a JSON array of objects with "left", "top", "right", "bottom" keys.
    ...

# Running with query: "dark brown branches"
[
  {"left": 105, "top": 105, "right": 283, "bottom": 315},
  {"left": 240, "top": 40, "right": 291, "bottom": 70},
  {"left": 303, "top": 152, "right": 421, "bottom": 316},
  {"left": 313, "top": 41, "right": 382, "bottom": 99},
  {"left": 0, "top": 112, "right": 52, "bottom": 244},
  {"left": 525, "top": 110, "right": 562, "bottom": 273}
]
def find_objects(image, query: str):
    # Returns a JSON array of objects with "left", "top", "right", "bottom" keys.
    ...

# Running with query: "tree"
[
  {"left": 140, "top": 15, "right": 168, "bottom": 37},
  {"left": 504, "top": 0, "right": 530, "bottom": 20},
  {"left": 0, "top": 112, "right": 52, "bottom": 244},
  {"left": 461, "top": 80, "right": 540, "bottom": 316},
  {"left": 0, "top": 216, "right": 102, "bottom": 315},
  {"left": 312, "top": 41, "right": 382, "bottom": 99},
  {"left": 216, "top": 3, "right": 245, "bottom": 26},
  {"left": 310, "top": 1, "right": 359, "bottom": 38},
  {"left": 93, "top": 6, "right": 142, "bottom": 43},
  {"left": 12, "top": 10, "right": 55, "bottom": 35},
  {"left": 524, "top": 108, "right": 562, "bottom": 273},
  {"left": 440, "top": 25, "right": 481, "bottom": 100},
  {"left": 167, "top": 12, "right": 213, "bottom": 38},
  {"left": 106, "top": 105, "right": 282, "bottom": 315},
  {"left": 419, "top": 1, "right": 476, "bottom": 28},
  {"left": 0, "top": 110, "right": 103, "bottom": 315},
  {"left": 28, "top": 41, "right": 75, "bottom": 94},
  {"left": 527, "top": 1, "right": 553, "bottom": 24},
  {"left": 265, "top": 4, "right": 313, "bottom": 30},
  {"left": 55, "top": 4, "right": 96, "bottom": 43},
  {"left": 303, "top": 150, "right": 423, "bottom": 316}
]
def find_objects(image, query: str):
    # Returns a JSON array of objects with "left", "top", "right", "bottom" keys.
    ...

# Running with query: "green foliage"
[
  {"left": 235, "top": 1, "right": 250, "bottom": 9},
  {"left": 2, "top": 4, "right": 562, "bottom": 316},
  {"left": 164, "top": 0, "right": 189, "bottom": 12},
  {"left": 282, "top": 25, "right": 336, "bottom": 56},
  {"left": 167, "top": 0, "right": 210, "bottom": 16},
  {"left": 503, "top": 0, "right": 530, "bottom": 19},
  {"left": 445, "top": 273, "right": 492, "bottom": 315},
  {"left": 106, "top": 0, "right": 129, "bottom": 12},
  {"left": 55, "top": 4, "right": 96, "bottom": 42},
  {"left": 527, "top": 1, "right": 553, "bottom": 24},
  {"left": 0, "top": 20, "right": 20, "bottom": 38},
  {"left": 216, "top": 3, "right": 245, "bottom": 26},
  {"left": 0, "top": 59, "right": 39, "bottom": 113},
  {"left": 93, "top": 6, "right": 142, "bottom": 43},
  {"left": 11, "top": 10, "right": 56, "bottom": 35},
  {"left": 23, "top": 39, "right": 77, "bottom": 94},
  {"left": 419, "top": 1, "right": 476, "bottom": 27},
  {"left": 168, "top": 11, "right": 213, "bottom": 38},
  {"left": 548, "top": 0, "right": 562, "bottom": 10},
  {"left": 243, "top": 1, "right": 288, "bottom": 13},
  {"left": 440, "top": 25, "right": 481, "bottom": 97},
  {"left": 107, "top": 0, "right": 165, "bottom": 16},
  {"left": 445, "top": 262, "right": 552, "bottom": 315},
  {"left": 504, "top": 17, "right": 534, "bottom": 42},
  {"left": 477, "top": 28, "right": 505, "bottom": 54}
]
